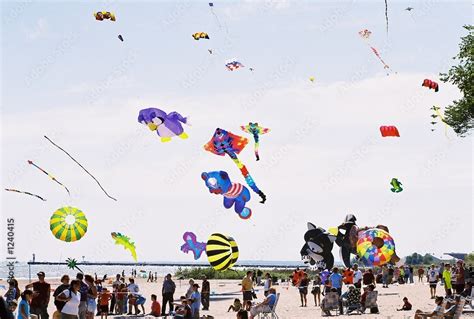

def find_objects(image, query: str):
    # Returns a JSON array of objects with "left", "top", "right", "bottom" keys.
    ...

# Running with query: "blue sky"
[{"left": 1, "top": 1, "right": 472, "bottom": 263}]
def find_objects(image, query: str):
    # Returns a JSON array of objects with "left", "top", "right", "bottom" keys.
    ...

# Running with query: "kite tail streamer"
[
  {"left": 27, "top": 160, "right": 70, "bottom": 195},
  {"left": 253, "top": 133, "right": 260, "bottom": 161},
  {"left": 4, "top": 188, "right": 46, "bottom": 201},
  {"left": 384, "top": 0, "right": 389, "bottom": 36},
  {"left": 433, "top": 106, "right": 451, "bottom": 139},
  {"left": 228, "top": 155, "right": 266, "bottom": 203},
  {"left": 44, "top": 135, "right": 117, "bottom": 201}
]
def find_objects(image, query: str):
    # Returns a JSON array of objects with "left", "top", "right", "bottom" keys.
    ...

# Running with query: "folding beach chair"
[
  {"left": 259, "top": 293, "right": 280, "bottom": 319},
  {"left": 343, "top": 288, "right": 361, "bottom": 315},
  {"left": 363, "top": 291, "right": 378, "bottom": 314},
  {"left": 454, "top": 297, "right": 466, "bottom": 318},
  {"left": 321, "top": 292, "right": 340, "bottom": 316}
]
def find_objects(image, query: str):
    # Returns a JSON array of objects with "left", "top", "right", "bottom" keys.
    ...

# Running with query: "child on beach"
[
  {"left": 18, "top": 290, "right": 34, "bottom": 319},
  {"left": 99, "top": 288, "right": 111, "bottom": 319},
  {"left": 228, "top": 299, "right": 242, "bottom": 312},
  {"left": 149, "top": 294, "right": 161, "bottom": 317},
  {"left": 397, "top": 297, "right": 412, "bottom": 311},
  {"left": 244, "top": 300, "right": 252, "bottom": 311},
  {"left": 298, "top": 273, "right": 309, "bottom": 307},
  {"left": 311, "top": 274, "right": 321, "bottom": 306},
  {"left": 5, "top": 280, "right": 17, "bottom": 307},
  {"left": 414, "top": 296, "right": 444, "bottom": 319}
]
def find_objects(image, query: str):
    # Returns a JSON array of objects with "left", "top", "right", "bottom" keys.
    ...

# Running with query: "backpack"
[{"left": 54, "top": 288, "right": 70, "bottom": 312}]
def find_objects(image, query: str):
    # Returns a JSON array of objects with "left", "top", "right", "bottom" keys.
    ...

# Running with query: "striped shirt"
[{"left": 224, "top": 183, "right": 243, "bottom": 198}]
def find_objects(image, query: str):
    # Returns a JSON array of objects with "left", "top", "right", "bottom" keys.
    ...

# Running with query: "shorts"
[
  {"left": 243, "top": 291, "right": 253, "bottom": 301},
  {"left": 299, "top": 287, "right": 308, "bottom": 295},
  {"left": 311, "top": 286, "right": 321, "bottom": 295},
  {"left": 100, "top": 305, "right": 109, "bottom": 313},
  {"left": 429, "top": 281, "right": 437, "bottom": 288}
]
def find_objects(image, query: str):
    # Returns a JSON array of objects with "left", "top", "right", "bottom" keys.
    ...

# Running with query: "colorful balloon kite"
[
  {"left": 422, "top": 79, "right": 439, "bottom": 92},
  {"left": 192, "top": 32, "right": 209, "bottom": 40},
  {"left": 206, "top": 233, "right": 239, "bottom": 271},
  {"left": 180, "top": 232, "right": 206, "bottom": 260},
  {"left": 50, "top": 207, "right": 88, "bottom": 242},
  {"left": 201, "top": 171, "right": 252, "bottom": 219},
  {"left": 379, "top": 126, "right": 400, "bottom": 137},
  {"left": 241, "top": 123, "right": 270, "bottom": 161},
  {"left": 28, "top": 160, "right": 70, "bottom": 195},
  {"left": 44, "top": 135, "right": 117, "bottom": 201},
  {"left": 4, "top": 188, "right": 46, "bottom": 201},
  {"left": 300, "top": 223, "right": 336, "bottom": 270},
  {"left": 94, "top": 11, "right": 116, "bottom": 21},
  {"left": 204, "top": 128, "right": 266, "bottom": 203},
  {"left": 111, "top": 232, "right": 137, "bottom": 261},
  {"left": 225, "top": 59, "right": 244, "bottom": 71},
  {"left": 390, "top": 178, "right": 403, "bottom": 193},
  {"left": 356, "top": 228, "right": 395, "bottom": 266},
  {"left": 138, "top": 108, "right": 189, "bottom": 142}
]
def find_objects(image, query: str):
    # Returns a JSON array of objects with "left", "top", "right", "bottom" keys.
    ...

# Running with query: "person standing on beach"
[
  {"left": 329, "top": 268, "right": 343, "bottom": 313},
  {"left": 56, "top": 280, "right": 82, "bottom": 319},
  {"left": 427, "top": 264, "right": 439, "bottom": 299},
  {"left": 256, "top": 270, "right": 263, "bottom": 286},
  {"left": 110, "top": 274, "right": 121, "bottom": 314},
  {"left": 455, "top": 260, "right": 466, "bottom": 294},
  {"left": 443, "top": 264, "right": 453, "bottom": 297},
  {"left": 189, "top": 283, "right": 201, "bottom": 319},
  {"left": 353, "top": 264, "right": 362, "bottom": 289},
  {"left": 388, "top": 266, "right": 394, "bottom": 285},
  {"left": 72, "top": 273, "right": 88, "bottom": 319},
  {"left": 381, "top": 265, "right": 389, "bottom": 288},
  {"left": 17, "top": 290, "right": 33, "bottom": 319},
  {"left": 242, "top": 271, "right": 254, "bottom": 303},
  {"left": 263, "top": 273, "right": 272, "bottom": 297},
  {"left": 298, "top": 272, "right": 309, "bottom": 307},
  {"left": 418, "top": 267, "right": 425, "bottom": 283},
  {"left": 25, "top": 271, "right": 50, "bottom": 319},
  {"left": 201, "top": 276, "right": 210, "bottom": 311},
  {"left": 84, "top": 275, "right": 97, "bottom": 319},
  {"left": 161, "top": 274, "right": 176, "bottom": 316}
]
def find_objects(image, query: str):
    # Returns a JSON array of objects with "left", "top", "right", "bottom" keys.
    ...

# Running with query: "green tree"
[
  {"left": 422, "top": 254, "right": 434, "bottom": 265},
  {"left": 465, "top": 252, "right": 474, "bottom": 266},
  {"left": 439, "top": 25, "right": 474, "bottom": 136}
]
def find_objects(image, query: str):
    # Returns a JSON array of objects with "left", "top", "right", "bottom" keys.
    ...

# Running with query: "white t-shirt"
[
  {"left": 61, "top": 290, "right": 81, "bottom": 315},
  {"left": 353, "top": 270, "right": 362, "bottom": 283},
  {"left": 428, "top": 269, "right": 438, "bottom": 282},
  {"left": 264, "top": 278, "right": 271, "bottom": 291},
  {"left": 128, "top": 283, "right": 139, "bottom": 295}
]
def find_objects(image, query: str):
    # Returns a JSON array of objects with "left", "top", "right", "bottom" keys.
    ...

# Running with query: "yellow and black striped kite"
[{"left": 206, "top": 233, "right": 239, "bottom": 271}]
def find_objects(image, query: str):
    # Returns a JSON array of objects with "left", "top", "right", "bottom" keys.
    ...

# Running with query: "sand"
[{"left": 14, "top": 277, "right": 473, "bottom": 318}]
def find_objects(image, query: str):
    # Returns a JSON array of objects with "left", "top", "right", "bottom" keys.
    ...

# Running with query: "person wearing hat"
[
  {"left": 201, "top": 276, "right": 210, "bottom": 311},
  {"left": 25, "top": 271, "right": 51, "bottom": 319},
  {"left": 189, "top": 283, "right": 201, "bottom": 319}
]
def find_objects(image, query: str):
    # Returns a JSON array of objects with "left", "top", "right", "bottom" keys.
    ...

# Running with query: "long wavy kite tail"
[
  {"left": 4, "top": 188, "right": 46, "bottom": 201},
  {"left": 230, "top": 157, "right": 266, "bottom": 203},
  {"left": 254, "top": 142, "right": 260, "bottom": 161},
  {"left": 44, "top": 135, "right": 117, "bottom": 201}
]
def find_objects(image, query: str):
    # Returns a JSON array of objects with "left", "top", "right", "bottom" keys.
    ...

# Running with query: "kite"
[
  {"left": 379, "top": 126, "right": 400, "bottom": 137},
  {"left": 358, "top": 29, "right": 393, "bottom": 74},
  {"left": 430, "top": 106, "right": 450, "bottom": 136},
  {"left": 180, "top": 232, "right": 206, "bottom": 260},
  {"left": 356, "top": 228, "right": 395, "bottom": 266},
  {"left": 138, "top": 108, "right": 189, "bottom": 142},
  {"left": 206, "top": 233, "right": 239, "bottom": 271},
  {"left": 44, "top": 135, "right": 117, "bottom": 201},
  {"left": 94, "top": 11, "right": 116, "bottom": 21},
  {"left": 225, "top": 59, "right": 244, "bottom": 71},
  {"left": 50, "top": 206, "right": 88, "bottom": 242},
  {"left": 201, "top": 171, "right": 252, "bottom": 219},
  {"left": 390, "top": 178, "right": 403, "bottom": 193},
  {"left": 111, "top": 232, "right": 137, "bottom": 261},
  {"left": 66, "top": 258, "right": 84, "bottom": 273},
  {"left": 249, "top": 67, "right": 254, "bottom": 72},
  {"left": 204, "top": 128, "right": 267, "bottom": 203},
  {"left": 300, "top": 223, "right": 336, "bottom": 270},
  {"left": 405, "top": 7, "right": 414, "bottom": 11},
  {"left": 208, "top": 49, "right": 213, "bottom": 54},
  {"left": 27, "top": 160, "right": 70, "bottom": 195},
  {"left": 422, "top": 79, "right": 439, "bottom": 92},
  {"left": 192, "top": 32, "right": 209, "bottom": 40},
  {"left": 118, "top": 35, "right": 124, "bottom": 42},
  {"left": 4, "top": 188, "right": 46, "bottom": 201},
  {"left": 384, "top": 0, "right": 389, "bottom": 35},
  {"left": 240, "top": 123, "right": 270, "bottom": 161},
  {"left": 309, "top": 76, "right": 315, "bottom": 82},
  {"left": 208, "top": 2, "right": 224, "bottom": 31}
]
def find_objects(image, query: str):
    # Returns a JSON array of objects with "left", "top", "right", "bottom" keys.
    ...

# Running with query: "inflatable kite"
[
  {"left": 44, "top": 135, "right": 117, "bottom": 201},
  {"left": 4, "top": 188, "right": 46, "bottom": 201},
  {"left": 356, "top": 228, "right": 395, "bottom": 266},
  {"left": 66, "top": 258, "right": 83, "bottom": 273},
  {"left": 192, "top": 32, "right": 209, "bottom": 40},
  {"left": 225, "top": 59, "right": 244, "bottom": 71},
  {"left": 180, "top": 232, "right": 206, "bottom": 260},
  {"left": 241, "top": 123, "right": 270, "bottom": 161},
  {"left": 50, "top": 207, "right": 88, "bottom": 242},
  {"left": 334, "top": 214, "right": 358, "bottom": 268},
  {"left": 206, "top": 233, "right": 239, "bottom": 271},
  {"left": 111, "top": 232, "right": 137, "bottom": 261},
  {"left": 28, "top": 160, "right": 70, "bottom": 195},
  {"left": 204, "top": 128, "right": 266, "bottom": 203},
  {"left": 390, "top": 178, "right": 403, "bottom": 193},
  {"left": 94, "top": 11, "right": 116, "bottom": 21},
  {"left": 379, "top": 126, "right": 400, "bottom": 137},
  {"left": 422, "top": 79, "right": 439, "bottom": 92},
  {"left": 138, "top": 108, "right": 189, "bottom": 142},
  {"left": 201, "top": 171, "right": 252, "bottom": 219},
  {"left": 300, "top": 223, "right": 336, "bottom": 270}
]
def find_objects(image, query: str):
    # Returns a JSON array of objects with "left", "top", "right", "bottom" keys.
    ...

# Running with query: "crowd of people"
[{"left": 0, "top": 271, "right": 211, "bottom": 319}]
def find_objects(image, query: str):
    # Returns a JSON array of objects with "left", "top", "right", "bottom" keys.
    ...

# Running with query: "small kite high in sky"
[
  {"left": 138, "top": 108, "right": 190, "bottom": 142},
  {"left": 379, "top": 126, "right": 400, "bottom": 137},
  {"left": 241, "top": 123, "right": 270, "bottom": 161},
  {"left": 111, "top": 232, "right": 137, "bottom": 261},
  {"left": 180, "top": 232, "right": 206, "bottom": 260},
  {"left": 390, "top": 178, "right": 403, "bottom": 193},
  {"left": 204, "top": 128, "right": 267, "bottom": 203},
  {"left": 192, "top": 32, "right": 209, "bottom": 40},
  {"left": 225, "top": 59, "right": 244, "bottom": 71},
  {"left": 94, "top": 11, "right": 116, "bottom": 21},
  {"left": 422, "top": 79, "right": 439, "bottom": 92},
  {"left": 358, "top": 29, "right": 393, "bottom": 74}
]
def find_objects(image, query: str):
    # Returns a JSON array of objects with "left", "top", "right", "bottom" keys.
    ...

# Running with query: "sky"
[{"left": 1, "top": 0, "right": 472, "bottom": 264}]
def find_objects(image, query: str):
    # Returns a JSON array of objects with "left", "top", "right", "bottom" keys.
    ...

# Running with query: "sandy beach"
[{"left": 13, "top": 276, "right": 473, "bottom": 319}]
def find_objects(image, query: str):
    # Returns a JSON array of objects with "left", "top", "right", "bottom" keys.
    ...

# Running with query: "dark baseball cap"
[{"left": 37, "top": 271, "right": 45, "bottom": 276}]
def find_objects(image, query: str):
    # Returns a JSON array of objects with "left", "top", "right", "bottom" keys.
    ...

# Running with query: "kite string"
[
  {"left": 385, "top": 0, "right": 389, "bottom": 36},
  {"left": 44, "top": 135, "right": 117, "bottom": 201}
]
